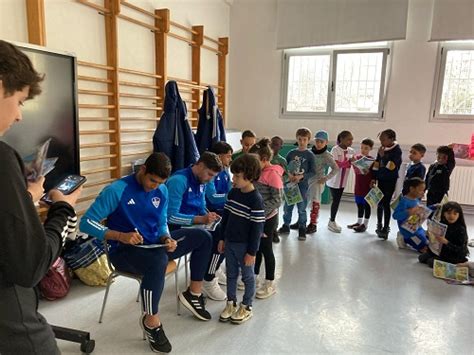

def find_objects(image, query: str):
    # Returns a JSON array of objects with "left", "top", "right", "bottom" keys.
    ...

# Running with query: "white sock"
[
  {"left": 190, "top": 290, "right": 201, "bottom": 297},
  {"left": 357, "top": 218, "right": 363, "bottom": 224},
  {"left": 363, "top": 218, "right": 369, "bottom": 226}
]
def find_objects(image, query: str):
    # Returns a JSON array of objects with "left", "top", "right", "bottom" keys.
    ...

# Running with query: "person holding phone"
[{"left": 0, "top": 40, "right": 82, "bottom": 355}]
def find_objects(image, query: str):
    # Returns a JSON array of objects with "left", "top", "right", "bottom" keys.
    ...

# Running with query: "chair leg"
[
  {"left": 98, "top": 273, "right": 116, "bottom": 323},
  {"left": 136, "top": 287, "right": 140, "bottom": 303},
  {"left": 175, "top": 266, "right": 180, "bottom": 316},
  {"left": 184, "top": 254, "right": 189, "bottom": 287}
]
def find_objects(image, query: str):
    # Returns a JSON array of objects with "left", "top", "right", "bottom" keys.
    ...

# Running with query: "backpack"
[{"left": 38, "top": 257, "right": 71, "bottom": 300}]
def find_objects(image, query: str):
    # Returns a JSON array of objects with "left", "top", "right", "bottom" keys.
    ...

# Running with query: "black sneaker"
[
  {"left": 179, "top": 288, "right": 211, "bottom": 321},
  {"left": 375, "top": 224, "right": 383, "bottom": 237},
  {"left": 298, "top": 227, "right": 306, "bottom": 241},
  {"left": 272, "top": 231, "right": 280, "bottom": 243},
  {"left": 278, "top": 225, "right": 290, "bottom": 234},
  {"left": 289, "top": 222, "right": 299, "bottom": 230},
  {"left": 379, "top": 227, "right": 390, "bottom": 240},
  {"left": 140, "top": 315, "right": 172, "bottom": 353},
  {"left": 306, "top": 223, "right": 317, "bottom": 234}
]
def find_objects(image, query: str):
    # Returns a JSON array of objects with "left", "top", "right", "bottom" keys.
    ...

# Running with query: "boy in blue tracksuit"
[
  {"left": 206, "top": 141, "right": 233, "bottom": 215},
  {"left": 402, "top": 143, "right": 426, "bottom": 195},
  {"left": 80, "top": 153, "right": 213, "bottom": 354},
  {"left": 166, "top": 152, "right": 228, "bottom": 301}
]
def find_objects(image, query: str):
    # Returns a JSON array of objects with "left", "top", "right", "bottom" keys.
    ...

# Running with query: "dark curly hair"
[{"left": 230, "top": 154, "right": 261, "bottom": 182}]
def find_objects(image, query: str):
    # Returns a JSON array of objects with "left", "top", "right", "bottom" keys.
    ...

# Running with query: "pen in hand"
[{"left": 134, "top": 228, "right": 144, "bottom": 244}]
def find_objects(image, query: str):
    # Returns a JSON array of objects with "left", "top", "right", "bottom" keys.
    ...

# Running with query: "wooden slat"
[
  {"left": 81, "top": 153, "right": 118, "bottom": 162},
  {"left": 121, "top": 117, "right": 160, "bottom": 121},
  {"left": 84, "top": 178, "right": 116, "bottom": 189},
  {"left": 121, "top": 128, "right": 155, "bottom": 133},
  {"left": 77, "top": 61, "right": 114, "bottom": 71},
  {"left": 122, "top": 140, "right": 151, "bottom": 146},
  {"left": 182, "top": 98, "right": 197, "bottom": 104},
  {"left": 79, "top": 104, "right": 115, "bottom": 109},
  {"left": 119, "top": 92, "right": 161, "bottom": 100},
  {"left": 117, "top": 13, "right": 159, "bottom": 32},
  {"left": 188, "top": 108, "right": 198, "bottom": 113},
  {"left": 79, "top": 117, "right": 116, "bottom": 121},
  {"left": 80, "top": 142, "right": 117, "bottom": 149},
  {"left": 82, "top": 166, "right": 118, "bottom": 175},
  {"left": 120, "top": 0, "right": 161, "bottom": 20},
  {"left": 169, "top": 79, "right": 207, "bottom": 90},
  {"left": 170, "top": 20, "right": 197, "bottom": 35},
  {"left": 78, "top": 75, "right": 112, "bottom": 84},
  {"left": 26, "top": 0, "right": 46, "bottom": 46},
  {"left": 80, "top": 129, "right": 117, "bottom": 135},
  {"left": 121, "top": 150, "right": 152, "bottom": 157},
  {"left": 168, "top": 32, "right": 196, "bottom": 45},
  {"left": 119, "top": 80, "right": 160, "bottom": 90},
  {"left": 78, "top": 89, "right": 114, "bottom": 97},
  {"left": 201, "top": 82, "right": 224, "bottom": 90},
  {"left": 120, "top": 105, "right": 162, "bottom": 111},
  {"left": 119, "top": 67, "right": 162, "bottom": 79},
  {"left": 204, "top": 35, "right": 223, "bottom": 46},
  {"left": 75, "top": 0, "right": 110, "bottom": 14},
  {"left": 202, "top": 44, "right": 222, "bottom": 55}
]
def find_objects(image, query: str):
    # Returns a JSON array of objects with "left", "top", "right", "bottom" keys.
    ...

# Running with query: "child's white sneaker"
[
  {"left": 202, "top": 278, "right": 227, "bottom": 301},
  {"left": 256, "top": 280, "right": 276, "bottom": 299},
  {"left": 219, "top": 301, "right": 237, "bottom": 322},
  {"left": 230, "top": 303, "right": 253, "bottom": 324},
  {"left": 216, "top": 268, "right": 227, "bottom": 286},
  {"left": 396, "top": 232, "right": 408, "bottom": 249},
  {"left": 328, "top": 221, "right": 342, "bottom": 233}
]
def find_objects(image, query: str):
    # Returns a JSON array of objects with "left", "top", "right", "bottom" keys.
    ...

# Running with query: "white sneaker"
[
  {"left": 202, "top": 278, "right": 227, "bottom": 301},
  {"left": 328, "top": 220, "right": 342, "bottom": 233},
  {"left": 256, "top": 280, "right": 276, "bottom": 299},
  {"left": 230, "top": 303, "right": 253, "bottom": 324},
  {"left": 396, "top": 232, "right": 408, "bottom": 249},
  {"left": 237, "top": 278, "right": 245, "bottom": 291},
  {"left": 216, "top": 268, "right": 227, "bottom": 286},
  {"left": 219, "top": 301, "right": 237, "bottom": 322}
]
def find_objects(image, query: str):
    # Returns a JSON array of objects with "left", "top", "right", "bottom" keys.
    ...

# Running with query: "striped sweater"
[{"left": 220, "top": 188, "right": 265, "bottom": 256}]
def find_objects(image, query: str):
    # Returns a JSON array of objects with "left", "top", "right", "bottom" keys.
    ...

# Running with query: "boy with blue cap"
[{"left": 306, "top": 130, "right": 339, "bottom": 234}]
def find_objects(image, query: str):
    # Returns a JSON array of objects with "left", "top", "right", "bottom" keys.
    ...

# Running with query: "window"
[
  {"left": 432, "top": 42, "right": 474, "bottom": 121},
  {"left": 281, "top": 43, "right": 390, "bottom": 119}
]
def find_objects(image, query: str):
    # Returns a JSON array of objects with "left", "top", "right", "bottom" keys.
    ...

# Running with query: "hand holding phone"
[{"left": 41, "top": 175, "right": 86, "bottom": 205}]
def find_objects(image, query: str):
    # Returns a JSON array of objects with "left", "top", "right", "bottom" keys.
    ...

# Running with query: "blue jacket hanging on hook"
[
  {"left": 153, "top": 81, "right": 200, "bottom": 172},
  {"left": 194, "top": 86, "right": 226, "bottom": 154}
]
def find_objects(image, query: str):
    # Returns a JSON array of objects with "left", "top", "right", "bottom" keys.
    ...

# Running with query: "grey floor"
[{"left": 40, "top": 202, "right": 474, "bottom": 354}]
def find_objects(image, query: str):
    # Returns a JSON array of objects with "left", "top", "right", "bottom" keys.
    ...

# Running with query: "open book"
[
  {"left": 352, "top": 156, "right": 374, "bottom": 175},
  {"left": 364, "top": 186, "right": 383, "bottom": 209},
  {"left": 183, "top": 216, "right": 222, "bottom": 232},
  {"left": 401, "top": 205, "right": 432, "bottom": 233},
  {"left": 283, "top": 182, "right": 303, "bottom": 206},
  {"left": 433, "top": 260, "right": 471, "bottom": 283},
  {"left": 426, "top": 219, "right": 447, "bottom": 256},
  {"left": 23, "top": 138, "right": 58, "bottom": 181}
]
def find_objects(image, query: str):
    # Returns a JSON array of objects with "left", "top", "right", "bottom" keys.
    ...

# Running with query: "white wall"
[{"left": 227, "top": 0, "right": 474, "bottom": 147}]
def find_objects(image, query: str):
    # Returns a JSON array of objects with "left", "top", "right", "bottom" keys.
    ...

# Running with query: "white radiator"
[{"left": 341, "top": 164, "right": 474, "bottom": 206}]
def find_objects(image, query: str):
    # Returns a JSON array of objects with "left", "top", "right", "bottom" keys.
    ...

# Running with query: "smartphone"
[{"left": 41, "top": 174, "right": 86, "bottom": 204}]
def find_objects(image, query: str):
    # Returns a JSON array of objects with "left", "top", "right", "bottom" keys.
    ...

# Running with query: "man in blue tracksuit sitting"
[
  {"left": 206, "top": 141, "right": 233, "bottom": 215},
  {"left": 166, "top": 152, "right": 228, "bottom": 301},
  {"left": 80, "top": 153, "right": 212, "bottom": 354}
]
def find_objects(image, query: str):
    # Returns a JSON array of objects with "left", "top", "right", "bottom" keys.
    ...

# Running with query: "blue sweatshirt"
[
  {"left": 165, "top": 166, "right": 226, "bottom": 226},
  {"left": 392, "top": 196, "right": 425, "bottom": 239},
  {"left": 220, "top": 188, "right": 265, "bottom": 256},
  {"left": 286, "top": 148, "right": 315, "bottom": 193},
  {"left": 206, "top": 168, "right": 231, "bottom": 212},
  {"left": 80, "top": 174, "right": 169, "bottom": 252},
  {"left": 373, "top": 143, "right": 402, "bottom": 181}
]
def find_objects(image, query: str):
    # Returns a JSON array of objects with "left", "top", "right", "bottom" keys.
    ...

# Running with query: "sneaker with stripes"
[
  {"left": 140, "top": 315, "right": 172, "bottom": 353},
  {"left": 178, "top": 288, "right": 211, "bottom": 321}
]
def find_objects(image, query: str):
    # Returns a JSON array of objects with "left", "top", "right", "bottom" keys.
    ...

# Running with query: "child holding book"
[
  {"left": 269, "top": 135, "right": 287, "bottom": 243},
  {"left": 419, "top": 202, "right": 469, "bottom": 267},
  {"left": 249, "top": 138, "right": 284, "bottom": 298},
  {"left": 307, "top": 130, "right": 338, "bottom": 234},
  {"left": 372, "top": 129, "right": 402, "bottom": 240},
  {"left": 347, "top": 138, "right": 374, "bottom": 233},
  {"left": 392, "top": 178, "right": 429, "bottom": 253},
  {"left": 425, "top": 145, "right": 455, "bottom": 206},
  {"left": 326, "top": 130, "right": 355, "bottom": 233},
  {"left": 278, "top": 127, "right": 315, "bottom": 241},
  {"left": 402, "top": 143, "right": 426, "bottom": 195},
  {"left": 232, "top": 130, "right": 257, "bottom": 160},
  {"left": 218, "top": 154, "right": 265, "bottom": 324}
]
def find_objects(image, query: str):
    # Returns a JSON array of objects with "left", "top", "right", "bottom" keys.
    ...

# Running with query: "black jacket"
[
  {"left": 425, "top": 162, "right": 450, "bottom": 194},
  {"left": 153, "top": 81, "right": 200, "bottom": 172},
  {"left": 0, "top": 141, "right": 77, "bottom": 353},
  {"left": 194, "top": 86, "right": 226, "bottom": 154},
  {"left": 439, "top": 223, "right": 469, "bottom": 264}
]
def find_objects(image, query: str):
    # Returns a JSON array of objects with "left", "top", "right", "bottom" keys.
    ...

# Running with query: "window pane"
[
  {"left": 440, "top": 50, "right": 474, "bottom": 115},
  {"left": 286, "top": 55, "right": 330, "bottom": 112},
  {"left": 334, "top": 52, "right": 384, "bottom": 113}
]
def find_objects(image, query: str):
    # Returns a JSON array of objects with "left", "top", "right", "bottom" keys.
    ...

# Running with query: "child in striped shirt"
[
  {"left": 218, "top": 154, "right": 265, "bottom": 324},
  {"left": 326, "top": 130, "right": 355, "bottom": 233}
]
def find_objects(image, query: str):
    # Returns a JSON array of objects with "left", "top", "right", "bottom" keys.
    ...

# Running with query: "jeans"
[
  {"left": 283, "top": 190, "right": 308, "bottom": 227},
  {"left": 225, "top": 241, "right": 255, "bottom": 306}
]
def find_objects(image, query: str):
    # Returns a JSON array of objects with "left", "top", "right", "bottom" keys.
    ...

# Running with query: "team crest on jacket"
[
  {"left": 151, "top": 197, "right": 161, "bottom": 208},
  {"left": 200, "top": 185, "right": 204, "bottom": 193}
]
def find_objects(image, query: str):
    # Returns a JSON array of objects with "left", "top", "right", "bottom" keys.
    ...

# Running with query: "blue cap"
[{"left": 315, "top": 130, "right": 329, "bottom": 141}]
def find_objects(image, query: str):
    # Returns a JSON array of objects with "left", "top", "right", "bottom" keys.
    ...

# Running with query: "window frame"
[
  {"left": 431, "top": 42, "right": 474, "bottom": 122},
  {"left": 280, "top": 45, "right": 391, "bottom": 120}
]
